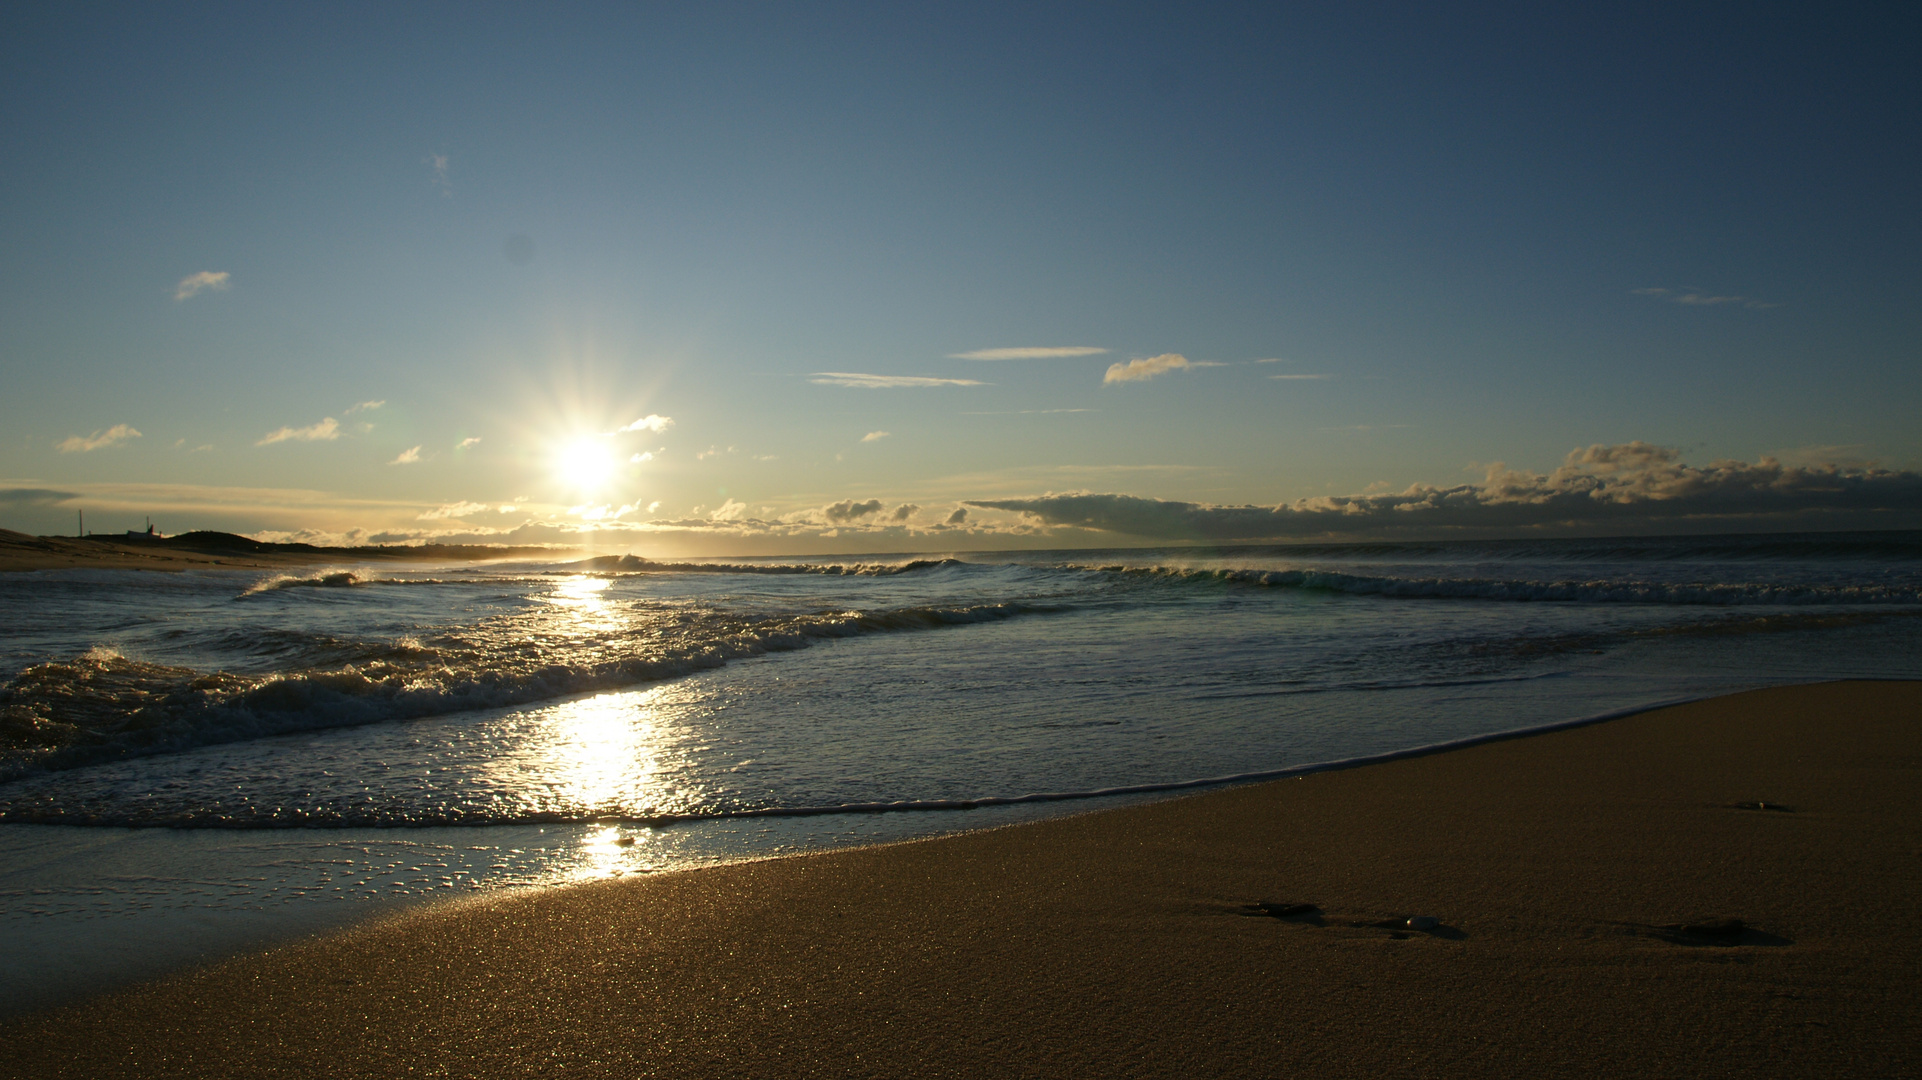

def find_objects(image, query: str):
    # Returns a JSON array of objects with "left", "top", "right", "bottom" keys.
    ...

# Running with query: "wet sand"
[{"left": 1, "top": 680, "right": 1916, "bottom": 1078}]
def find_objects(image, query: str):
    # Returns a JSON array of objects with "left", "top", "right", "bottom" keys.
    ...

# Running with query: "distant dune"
[{"left": 0, "top": 529, "right": 574, "bottom": 573}]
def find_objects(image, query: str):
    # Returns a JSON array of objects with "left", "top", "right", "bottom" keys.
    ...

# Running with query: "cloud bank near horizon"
[
  {"left": 966, "top": 443, "right": 1922, "bottom": 540},
  {"left": 14, "top": 443, "right": 1919, "bottom": 552}
]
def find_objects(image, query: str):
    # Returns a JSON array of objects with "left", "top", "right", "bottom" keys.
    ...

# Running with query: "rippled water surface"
[{"left": 3, "top": 532, "right": 1920, "bottom": 1010}]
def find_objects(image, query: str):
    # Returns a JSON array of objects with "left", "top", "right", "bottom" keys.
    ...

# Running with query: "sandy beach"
[{"left": 0, "top": 679, "right": 1913, "bottom": 1078}]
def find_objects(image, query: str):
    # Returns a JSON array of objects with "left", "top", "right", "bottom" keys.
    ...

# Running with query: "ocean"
[{"left": 3, "top": 531, "right": 1920, "bottom": 1012}]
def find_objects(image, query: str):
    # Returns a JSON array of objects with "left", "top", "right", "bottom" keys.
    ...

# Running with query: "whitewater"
[{"left": 2, "top": 531, "right": 1919, "bottom": 1011}]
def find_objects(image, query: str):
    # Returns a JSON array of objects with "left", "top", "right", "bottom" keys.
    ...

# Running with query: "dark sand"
[{"left": 2, "top": 681, "right": 1916, "bottom": 1078}]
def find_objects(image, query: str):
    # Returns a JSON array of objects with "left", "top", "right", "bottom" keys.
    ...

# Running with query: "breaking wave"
[
  {"left": 1078, "top": 564, "right": 1922, "bottom": 605},
  {"left": 0, "top": 600, "right": 1048, "bottom": 780}
]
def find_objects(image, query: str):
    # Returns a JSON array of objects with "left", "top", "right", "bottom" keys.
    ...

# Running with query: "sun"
[{"left": 554, "top": 437, "right": 618, "bottom": 495}]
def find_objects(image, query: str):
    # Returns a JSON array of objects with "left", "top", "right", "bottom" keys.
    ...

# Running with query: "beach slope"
[{"left": 2, "top": 680, "right": 1916, "bottom": 1078}]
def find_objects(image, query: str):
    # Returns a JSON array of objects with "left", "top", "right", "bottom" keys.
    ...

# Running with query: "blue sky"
[{"left": 4, "top": 3, "right": 1918, "bottom": 553}]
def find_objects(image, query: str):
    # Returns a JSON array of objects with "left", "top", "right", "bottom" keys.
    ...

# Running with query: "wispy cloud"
[
  {"left": 0, "top": 487, "right": 79, "bottom": 509},
  {"left": 617, "top": 414, "right": 674, "bottom": 433},
  {"left": 425, "top": 153, "right": 451, "bottom": 195},
  {"left": 1632, "top": 287, "right": 1776, "bottom": 310},
  {"left": 949, "top": 346, "right": 1109, "bottom": 360},
  {"left": 389, "top": 446, "right": 423, "bottom": 465},
  {"left": 1103, "top": 353, "right": 1219, "bottom": 383},
  {"left": 256, "top": 417, "right": 340, "bottom": 445},
  {"left": 418, "top": 501, "right": 493, "bottom": 520},
  {"left": 173, "top": 271, "right": 231, "bottom": 301},
  {"left": 968, "top": 442, "right": 1922, "bottom": 540},
  {"left": 56, "top": 424, "right": 142, "bottom": 453},
  {"left": 345, "top": 400, "right": 386, "bottom": 414},
  {"left": 458, "top": 437, "right": 482, "bottom": 449},
  {"left": 961, "top": 408, "right": 1097, "bottom": 415},
  {"left": 862, "top": 431, "right": 891, "bottom": 442},
  {"left": 810, "top": 373, "right": 986, "bottom": 389}
]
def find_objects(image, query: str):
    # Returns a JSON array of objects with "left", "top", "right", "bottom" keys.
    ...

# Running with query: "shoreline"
[{"left": 2, "top": 679, "right": 1915, "bottom": 1077}]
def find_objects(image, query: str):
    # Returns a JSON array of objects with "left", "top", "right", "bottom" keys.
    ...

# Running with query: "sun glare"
[{"left": 554, "top": 437, "right": 618, "bottom": 494}]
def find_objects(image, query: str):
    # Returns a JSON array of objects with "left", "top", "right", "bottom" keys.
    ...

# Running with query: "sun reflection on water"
[{"left": 497, "top": 682, "right": 704, "bottom": 882}]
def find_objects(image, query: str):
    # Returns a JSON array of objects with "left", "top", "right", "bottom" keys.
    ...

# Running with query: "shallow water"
[{"left": 3, "top": 532, "right": 1919, "bottom": 1012}]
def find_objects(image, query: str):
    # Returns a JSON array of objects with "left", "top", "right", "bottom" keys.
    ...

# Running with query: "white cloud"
[
  {"left": 862, "top": 431, "right": 891, "bottom": 442},
  {"left": 618, "top": 414, "right": 674, "bottom": 433},
  {"left": 256, "top": 417, "right": 341, "bottom": 445},
  {"left": 710, "top": 499, "right": 748, "bottom": 521},
  {"left": 425, "top": 153, "right": 451, "bottom": 195},
  {"left": 967, "top": 442, "right": 1922, "bottom": 540},
  {"left": 345, "top": 400, "right": 386, "bottom": 414},
  {"left": 631, "top": 451, "right": 654, "bottom": 463},
  {"left": 810, "top": 372, "right": 986, "bottom": 388},
  {"left": 458, "top": 437, "right": 482, "bottom": 449},
  {"left": 173, "top": 271, "right": 231, "bottom": 301},
  {"left": 647, "top": 501, "right": 661, "bottom": 514},
  {"left": 389, "top": 446, "right": 423, "bottom": 465},
  {"left": 1103, "top": 353, "right": 1196, "bottom": 383},
  {"left": 948, "top": 346, "right": 1109, "bottom": 360},
  {"left": 56, "top": 424, "right": 142, "bottom": 453}
]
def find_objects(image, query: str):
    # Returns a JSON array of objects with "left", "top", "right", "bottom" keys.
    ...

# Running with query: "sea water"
[{"left": 3, "top": 532, "right": 1920, "bottom": 1011}]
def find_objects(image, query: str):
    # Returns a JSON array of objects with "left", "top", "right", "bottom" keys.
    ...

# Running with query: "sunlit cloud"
[
  {"left": 1632, "top": 287, "right": 1776, "bottom": 310},
  {"left": 389, "top": 445, "right": 423, "bottom": 465},
  {"left": 1102, "top": 353, "right": 1222, "bottom": 383},
  {"left": 256, "top": 417, "right": 340, "bottom": 445},
  {"left": 617, "top": 414, "right": 674, "bottom": 433},
  {"left": 346, "top": 400, "right": 386, "bottom": 414},
  {"left": 56, "top": 424, "right": 142, "bottom": 453},
  {"left": 630, "top": 451, "right": 654, "bottom": 463},
  {"left": 710, "top": 498, "right": 748, "bottom": 521},
  {"left": 862, "top": 431, "right": 891, "bottom": 442},
  {"left": 458, "top": 437, "right": 482, "bottom": 449},
  {"left": 173, "top": 271, "right": 230, "bottom": 301},
  {"left": 418, "top": 501, "right": 493, "bottom": 520},
  {"left": 967, "top": 442, "right": 1922, "bottom": 540},
  {"left": 948, "top": 346, "right": 1109, "bottom": 360},
  {"left": 810, "top": 372, "right": 986, "bottom": 388}
]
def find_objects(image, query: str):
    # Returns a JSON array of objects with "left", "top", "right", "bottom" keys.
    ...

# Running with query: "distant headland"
[{"left": 0, "top": 528, "right": 575, "bottom": 573}]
